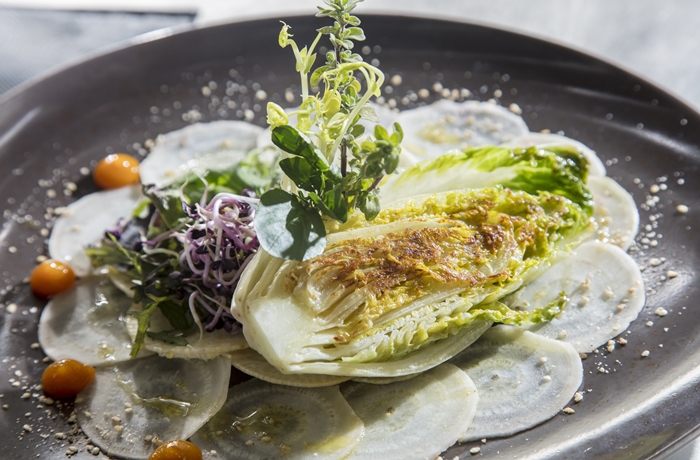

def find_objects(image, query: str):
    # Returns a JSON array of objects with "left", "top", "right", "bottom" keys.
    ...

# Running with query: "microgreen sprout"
[{"left": 258, "top": 0, "right": 404, "bottom": 261}]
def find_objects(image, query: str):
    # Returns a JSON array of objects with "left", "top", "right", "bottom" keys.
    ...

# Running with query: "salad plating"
[{"left": 27, "top": 1, "right": 653, "bottom": 459}]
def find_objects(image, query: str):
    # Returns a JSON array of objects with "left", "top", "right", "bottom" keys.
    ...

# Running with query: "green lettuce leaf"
[
  {"left": 240, "top": 187, "right": 593, "bottom": 376},
  {"left": 379, "top": 145, "right": 593, "bottom": 214}
]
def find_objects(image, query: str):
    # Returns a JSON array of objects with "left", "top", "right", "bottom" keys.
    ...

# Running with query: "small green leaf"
[
  {"left": 256, "top": 189, "right": 327, "bottom": 261},
  {"left": 129, "top": 303, "right": 158, "bottom": 358},
  {"left": 310, "top": 65, "right": 330, "bottom": 87},
  {"left": 158, "top": 299, "right": 190, "bottom": 330},
  {"left": 358, "top": 105, "right": 380, "bottom": 123},
  {"left": 350, "top": 124, "right": 365, "bottom": 138},
  {"left": 143, "top": 185, "right": 186, "bottom": 229},
  {"left": 374, "top": 124, "right": 389, "bottom": 142},
  {"left": 324, "top": 184, "right": 349, "bottom": 222},
  {"left": 345, "top": 27, "right": 366, "bottom": 41},
  {"left": 146, "top": 330, "right": 189, "bottom": 346},
  {"left": 279, "top": 157, "right": 314, "bottom": 191},
  {"left": 360, "top": 192, "right": 381, "bottom": 221},
  {"left": 271, "top": 125, "right": 329, "bottom": 171}
]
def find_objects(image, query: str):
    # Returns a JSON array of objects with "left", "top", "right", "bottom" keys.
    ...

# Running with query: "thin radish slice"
[
  {"left": 228, "top": 348, "right": 349, "bottom": 387},
  {"left": 451, "top": 325, "right": 582, "bottom": 441},
  {"left": 77, "top": 355, "right": 231, "bottom": 460},
  {"left": 506, "top": 241, "right": 645, "bottom": 352},
  {"left": 191, "top": 379, "right": 364, "bottom": 460},
  {"left": 49, "top": 185, "right": 142, "bottom": 276},
  {"left": 341, "top": 363, "right": 478, "bottom": 460},
  {"left": 140, "top": 121, "right": 261, "bottom": 187},
  {"left": 588, "top": 176, "right": 639, "bottom": 250},
  {"left": 39, "top": 276, "right": 149, "bottom": 366},
  {"left": 125, "top": 306, "right": 247, "bottom": 360},
  {"left": 500, "top": 132, "right": 606, "bottom": 176},
  {"left": 396, "top": 100, "right": 529, "bottom": 160}
]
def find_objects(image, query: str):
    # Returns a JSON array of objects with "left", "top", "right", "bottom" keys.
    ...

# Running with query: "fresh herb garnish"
[
  {"left": 87, "top": 174, "right": 261, "bottom": 357},
  {"left": 257, "top": 0, "right": 403, "bottom": 261}
]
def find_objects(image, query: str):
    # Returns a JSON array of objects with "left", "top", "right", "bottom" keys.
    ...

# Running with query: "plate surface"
[{"left": 0, "top": 14, "right": 698, "bottom": 460}]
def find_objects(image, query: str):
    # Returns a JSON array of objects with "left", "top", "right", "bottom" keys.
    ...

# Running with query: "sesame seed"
[
  {"left": 649, "top": 184, "right": 660, "bottom": 194},
  {"left": 562, "top": 407, "right": 575, "bottom": 414},
  {"left": 654, "top": 307, "right": 668, "bottom": 317},
  {"left": 22, "top": 424, "right": 32, "bottom": 432},
  {"left": 677, "top": 204, "right": 689, "bottom": 214},
  {"left": 574, "top": 392, "right": 584, "bottom": 403},
  {"left": 470, "top": 446, "right": 481, "bottom": 454},
  {"left": 666, "top": 270, "right": 678, "bottom": 278},
  {"left": 618, "top": 337, "right": 628, "bottom": 345},
  {"left": 245, "top": 440, "right": 254, "bottom": 446},
  {"left": 261, "top": 436, "right": 272, "bottom": 443},
  {"left": 641, "top": 350, "right": 650, "bottom": 357}
]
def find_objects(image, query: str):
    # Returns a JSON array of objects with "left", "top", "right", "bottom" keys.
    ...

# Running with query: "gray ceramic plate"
[{"left": 0, "top": 14, "right": 698, "bottom": 460}]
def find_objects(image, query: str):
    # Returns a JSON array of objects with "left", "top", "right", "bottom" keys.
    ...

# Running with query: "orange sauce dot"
[
  {"left": 42, "top": 359, "right": 95, "bottom": 399},
  {"left": 93, "top": 153, "right": 140, "bottom": 189},
  {"left": 148, "top": 440, "right": 203, "bottom": 460},
  {"left": 30, "top": 259, "right": 75, "bottom": 298}
]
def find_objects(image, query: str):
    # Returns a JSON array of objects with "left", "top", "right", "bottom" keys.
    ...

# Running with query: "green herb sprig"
[{"left": 257, "top": 0, "right": 403, "bottom": 261}]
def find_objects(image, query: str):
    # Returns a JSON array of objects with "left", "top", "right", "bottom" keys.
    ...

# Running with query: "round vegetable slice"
[
  {"left": 228, "top": 348, "right": 349, "bottom": 387},
  {"left": 191, "top": 379, "right": 364, "bottom": 460},
  {"left": 451, "top": 325, "right": 582, "bottom": 441},
  {"left": 48, "top": 184, "right": 142, "bottom": 276},
  {"left": 77, "top": 354, "right": 231, "bottom": 460},
  {"left": 38, "top": 276, "right": 148, "bottom": 366},
  {"left": 140, "top": 121, "right": 261, "bottom": 187},
  {"left": 341, "top": 363, "right": 478, "bottom": 460},
  {"left": 507, "top": 241, "right": 645, "bottom": 352},
  {"left": 396, "top": 100, "right": 529, "bottom": 160},
  {"left": 125, "top": 306, "right": 247, "bottom": 360},
  {"left": 500, "top": 132, "right": 606, "bottom": 176},
  {"left": 588, "top": 176, "right": 639, "bottom": 250}
]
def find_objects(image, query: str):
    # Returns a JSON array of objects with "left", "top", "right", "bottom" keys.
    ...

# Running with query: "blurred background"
[
  {"left": 0, "top": 1, "right": 698, "bottom": 458},
  {"left": 1, "top": 0, "right": 700, "bottom": 111}
]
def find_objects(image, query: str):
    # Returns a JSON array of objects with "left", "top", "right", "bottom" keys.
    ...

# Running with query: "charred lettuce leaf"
[{"left": 237, "top": 187, "right": 593, "bottom": 377}]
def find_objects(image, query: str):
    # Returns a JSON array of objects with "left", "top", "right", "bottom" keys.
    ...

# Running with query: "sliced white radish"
[
  {"left": 77, "top": 354, "right": 231, "bottom": 460},
  {"left": 140, "top": 121, "right": 261, "bottom": 187},
  {"left": 49, "top": 185, "right": 142, "bottom": 276},
  {"left": 450, "top": 325, "right": 582, "bottom": 441},
  {"left": 506, "top": 241, "right": 645, "bottom": 352},
  {"left": 396, "top": 100, "right": 529, "bottom": 160},
  {"left": 588, "top": 176, "right": 639, "bottom": 250},
  {"left": 341, "top": 363, "right": 478, "bottom": 460},
  {"left": 500, "top": 132, "right": 606, "bottom": 177},
  {"left": 191, "top": 379, "right": 364, "bottom": 460},
  {"left": 228, "top": 348, "right": 349, "bottom": 388},
  {"left": 125, "top": 306, "right": 247, "bottom": 360},
  {"left": 38, "top": 276, "right": 148, "bottom": 366}
]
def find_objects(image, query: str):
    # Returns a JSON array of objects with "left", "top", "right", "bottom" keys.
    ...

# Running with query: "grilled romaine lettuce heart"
[{"left": 236, "top": 187, "right": 594, "bottom": 377}]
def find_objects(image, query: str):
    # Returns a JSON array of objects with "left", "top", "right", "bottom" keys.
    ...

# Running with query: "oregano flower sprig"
[{"left": 256, "top": 0, "right": 404, "bottom": 261}]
